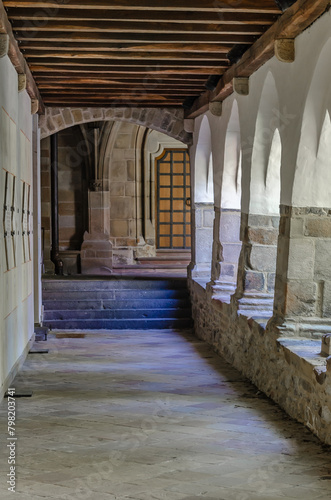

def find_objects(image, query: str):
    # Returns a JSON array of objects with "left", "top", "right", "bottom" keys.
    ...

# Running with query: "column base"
[{"left": 80, "top": 231, "right": 113, "bottom": 275}]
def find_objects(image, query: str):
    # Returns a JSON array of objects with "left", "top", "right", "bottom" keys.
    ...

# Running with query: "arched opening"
[
  {"left": 190, "top": 116, "right": 214, "bottom": 280},
  {"left": 212, "top": 100, "right": 242, "bottom": 302},
  {"left": 40, "top": 121, "right": 189, "bottom": 275},
  {"left": 238, "top": 73, "right": 281, "bottom": 321}
]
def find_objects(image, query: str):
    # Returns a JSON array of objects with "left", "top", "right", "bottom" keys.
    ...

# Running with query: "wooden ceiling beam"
[
  {"left": 12, "top": 20, "right": 266, "bottom": 35},
  {"left": 0, "top": 1, "right": 43, "bottom": 112},
  {"left": 34, "top": 75, "right": 209, "bottom": 83},
  {"left": 3, "top": 1, "right": 281, "bottom": 14},
  {"left": 23, "top": 51, "right": 229, "bottom": 61},
  {"left": 17, "top": 42, "right": 242, "bottom": 53},
  {"left": 186, "top": 0, "right": 330, "bottom": 118},
  {"left": 7, "top": 9, "right": 278, "bottom": 24},
  {"left": 28, "top": 58, "right": 228, "bottom": 69},
  {"left": 14, "top": 32, "right": 258, "bottom": 44},
  {"left": 30, "top": 66, "right": 221, "bottom": 75},
  {"left": 40, "top": 89, "right": 200, "bottom": 96}
]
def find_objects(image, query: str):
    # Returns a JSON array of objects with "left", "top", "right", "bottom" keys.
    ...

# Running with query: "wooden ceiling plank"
[
  {"left": 18, "top": 42, "right": 242, "bottom": 53},
  {"left": 11, "top": 20, "right": 267, "bottom": 35},
  {"left": 15, "top": 32, "right": 258, "bottom": 44},
  {"left": 24, "top": 50, "right": 230, "bottom": 61},
  {"left": 30, "top": 66, "right": 222, "bottom": 75},
  {"left": 27, "top": 58, "right": 228, "bottom": 68},
  {"left": 7, "top": 9, "right": 278, "bottom": 25},
  {"left": 3, "top": 1, "right": 281, "bottom": 14}
]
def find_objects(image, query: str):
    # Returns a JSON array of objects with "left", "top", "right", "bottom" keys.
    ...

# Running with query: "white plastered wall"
[
  {"left": 191, "top": 9, "right": 331, "bottom": 215},
  {"left": 0, "top": 54, "right": 34, "bottom": 398}
]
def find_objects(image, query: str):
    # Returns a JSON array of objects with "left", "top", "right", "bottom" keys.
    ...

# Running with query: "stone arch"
[
  {"left": 194, "top": 115, "right": 214, "bottom": 204},
  {"left": 292, "top": 37, "right": 331, "bottom": 207},
  {"left": 211, "top": 99, "right": 242, "bottom": 300},
  {"left": 39, "top": 106, "right": 192, "bottom": 145},
  {"left": 250, "top": 72, "right": 281, "bottom": 215},
  {"left": 189, "top": 115, "right": 214, "bottom": 279},
  {"left": 237, "top": 74, "right": 281, "bottom": 317},
  {"left": 221, "top": 100, "right": 242, "bottom": 211}
]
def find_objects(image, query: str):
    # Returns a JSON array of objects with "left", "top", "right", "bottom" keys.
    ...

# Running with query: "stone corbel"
[
  {"left": 274, "top": 39, "right": 295, "bottom": 63},
  {"left": 31, "top": 99, "right": 39, "bottom": 115},
  {"left": 0, "top": 33, "right": 9, "bottom": 58},
  {"left": 18, "top": 73, "right": 27, "bottom": 93},
  {"left": 233, "top": 77, "right": 249, "bottom": 96},
  {"left": 184, "top": 119, "right": 194, "bottom": 133},
  {"left": 209, "top": 101, "right": 222, "bottom": 117}
]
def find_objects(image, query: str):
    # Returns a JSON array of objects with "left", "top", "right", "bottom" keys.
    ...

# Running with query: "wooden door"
[{"left": 156, "top": 149, "right": 191, "bottom": 249}]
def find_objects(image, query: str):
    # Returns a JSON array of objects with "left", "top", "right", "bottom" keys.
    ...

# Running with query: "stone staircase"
[{"left": 42, "top": 277, "right": 193, "bottom": 330}]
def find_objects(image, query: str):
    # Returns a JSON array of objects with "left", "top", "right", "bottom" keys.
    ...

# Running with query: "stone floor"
[{"left": 1, "top": 329, "right": 331, "bottom": 500}]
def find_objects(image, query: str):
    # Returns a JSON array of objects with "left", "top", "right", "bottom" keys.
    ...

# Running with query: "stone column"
[
  {"left": 209, "top": 209, "right": 242, "bottom": 303},
  {"left": 237, "top": 213, "right": 279, "bottom": 321},
  {"left": 274, "top": 206, "right": 331, "bottom": 335},
  {"left": 80, "top": 188, "right": 112, "bottom": 275},
  {"left": 188, "top": 202, "right": 214, "bottom": 281}
]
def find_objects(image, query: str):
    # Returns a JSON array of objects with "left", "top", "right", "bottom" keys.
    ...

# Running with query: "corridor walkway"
[{"left": 1, "top": 329, "right": 331, "bottom": 500}]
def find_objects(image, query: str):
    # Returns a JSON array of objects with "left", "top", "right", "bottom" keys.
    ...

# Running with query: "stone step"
[
  {"left": 43, "top": 298, "right": 190, "bottom": 311},
  {"left": 44, "top": 308, "right": 192, "bottom": 321},
  {"left": 42, "top": 278, "right": 188, "bottom": 292},
  {"left": 42, "top": 277, "right": 193, "bottom": 331},
  {"left": 43, "top": 288, "right": 189, "bottom": 301},
  {"left": 43, "top": 317, "right": 193, "bottom": 330}
]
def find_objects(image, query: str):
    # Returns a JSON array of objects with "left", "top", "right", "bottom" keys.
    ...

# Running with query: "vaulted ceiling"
[{"left": 4, "top": 0, "right": 283, "bottom": 108}]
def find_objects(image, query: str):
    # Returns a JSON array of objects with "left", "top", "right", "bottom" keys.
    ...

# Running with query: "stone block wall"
[
  {"left": 189, "top": 279, "right": 331, "bottom": 445},
  {"left": 240, "top": 214, "right": 279, "bottom": 296},
  {"left": 190, "top": 203, "right": 214, "bottom": 278},
  {"left": 275, "top": 206, "right": 331, "bottom": 322}
]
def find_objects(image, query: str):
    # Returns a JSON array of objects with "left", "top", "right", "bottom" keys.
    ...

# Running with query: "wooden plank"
[
  {"left": 7, "top": 9, "right": 278, "bottom": 24},
  {"left": 34, "top": 75, "right": 210, "bottom": 83},
  {"left": 12, "top": 19, "right": 267, "bottom": 35},
  {"left": 18, "top": 42, "right": 246, "bottom": 53},
  {"left": 0, "top": 1, "right": 43, "bottom": 112},
  {"left": 186, "top": 0, "right": 330, "bottom": 118},
  {"left": 30, "top": 66, "right": 221, "bottom": 75},
  {"left": 15, "top": 32, "right": 258, "bottom": 44},
  {"left": 40, "top": 90, "right": 200, "bottom": 96},
  {"left": 38, "top": 84, "right": 204, "bottom": 90},
  {"left": 27, "top": 59, "right": 228, "bottom": 69},
  {"left": 3, "top": 1, "right": 281, "bottom": 14},
  {"left": 21, "top": 50, "right": 230, "bottom": 61}
]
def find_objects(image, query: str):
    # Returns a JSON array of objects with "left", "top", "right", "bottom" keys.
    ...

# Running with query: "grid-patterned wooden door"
[{"left": 156, "top": 149, "right": 191, "bottom": 249}]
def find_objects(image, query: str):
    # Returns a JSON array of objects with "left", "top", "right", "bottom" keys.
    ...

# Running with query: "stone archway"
[{"left": 39, "top": 106, "right": 192, "bottom": 145}]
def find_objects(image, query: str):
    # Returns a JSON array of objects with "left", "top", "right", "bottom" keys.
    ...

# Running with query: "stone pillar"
[
  {"left": 209, "top": 209, "right": 242, "bottom": 302},
  {"left": 80, "top": 189, "right": 112, "bottom": 275},
  {"left": 274, "top": 206, "right": 331, "bottom": 334},
  {"left": 237, "top": 213, "right": 279, "bottom": 320},
  {"left": 188, "top": 202, "right": 214, "bottom": 281}
]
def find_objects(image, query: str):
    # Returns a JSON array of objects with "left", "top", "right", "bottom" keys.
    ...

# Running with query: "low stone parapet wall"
[{"left": 189, "top": 278, "right": 331, "bottom": 445}]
